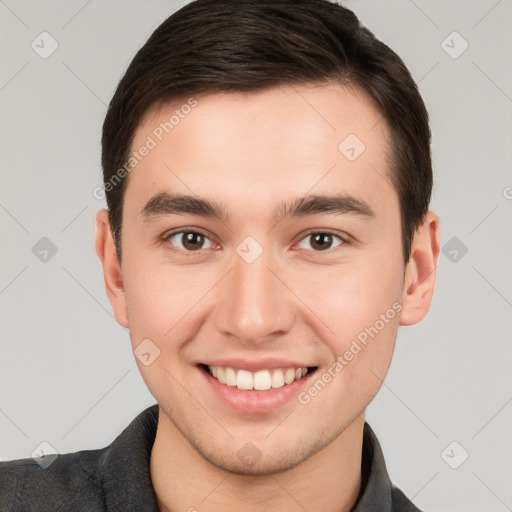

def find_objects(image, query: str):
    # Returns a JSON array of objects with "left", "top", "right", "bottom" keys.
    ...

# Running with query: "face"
[{"left": 97, "top": 83, "right": 435, "bottom": 476}]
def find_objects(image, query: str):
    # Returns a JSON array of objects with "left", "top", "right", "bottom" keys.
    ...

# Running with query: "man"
[{"left": 0, "top": 0, "right": 440, "bottom": 510}]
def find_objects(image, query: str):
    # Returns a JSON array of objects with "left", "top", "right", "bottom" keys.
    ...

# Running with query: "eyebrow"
[{"left": 140, "top": 191, "right": 375, "bottom": 223}]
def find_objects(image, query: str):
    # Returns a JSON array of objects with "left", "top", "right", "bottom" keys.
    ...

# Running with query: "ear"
[
  {"left": 399, "top": 210, "right": 440, "bottom": 326},
  {"left": 95, "top": 209, "right": 129, "bottom": 328}
]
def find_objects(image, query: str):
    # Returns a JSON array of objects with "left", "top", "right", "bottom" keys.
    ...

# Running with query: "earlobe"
[
  {"left": 399, "top": 211, "right": 440, "bottom": 326},
  {"left": 95, "top": 209, "right": 129, "bottom": 328}
]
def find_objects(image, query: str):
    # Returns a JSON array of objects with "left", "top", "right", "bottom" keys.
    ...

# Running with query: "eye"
[
  {"left": 296, "top": 232, "right": 345, "bottom": 251},
  {"left": 164, "top": 230, "right": 215, "bottom": 252}
]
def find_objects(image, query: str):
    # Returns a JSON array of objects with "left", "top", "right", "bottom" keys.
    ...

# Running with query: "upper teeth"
[{"left": 208, "top": 366, "right": 309, "bottom": 391}]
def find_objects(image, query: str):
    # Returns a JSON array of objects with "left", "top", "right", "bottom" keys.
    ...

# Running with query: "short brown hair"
[{"left": 101, "top": 0, "right": 432, "bottom": 263}]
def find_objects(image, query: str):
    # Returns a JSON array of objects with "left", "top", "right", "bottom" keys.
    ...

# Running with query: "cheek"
[
  {"left": 295, "top": 264, "right": 402, "bottom": 413},
  {"left": 122, "top": 256, "right": 217, "bottom": 347},
  {"left": 295, "top": 257, "right": 403, "bottom": 340},
  {"left": 290, "top": 256, "right": 403, "bottom": 407},
  {"left": 121, "top": 258, "right": 214, "bottom": 397}
]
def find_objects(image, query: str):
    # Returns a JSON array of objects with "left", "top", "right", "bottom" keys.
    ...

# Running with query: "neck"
[{"left": 150, "top": 409, "right": 365, "bottom": 512}]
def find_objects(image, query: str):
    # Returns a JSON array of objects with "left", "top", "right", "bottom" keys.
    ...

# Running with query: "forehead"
[{"left": 124, "top": 83, "right": 395, "bottom": 222}]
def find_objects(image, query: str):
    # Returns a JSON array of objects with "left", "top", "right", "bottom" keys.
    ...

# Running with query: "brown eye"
[
  {"left": 167, "top": 231, "right": 213, "bottom": 251},
  {"left": 297, "top": 232, "right": 344, "bottom": 251}
]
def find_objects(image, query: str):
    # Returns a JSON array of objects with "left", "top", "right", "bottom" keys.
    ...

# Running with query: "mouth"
[{"left": 198, "top": 363, "right": 318, "bottom": 391}]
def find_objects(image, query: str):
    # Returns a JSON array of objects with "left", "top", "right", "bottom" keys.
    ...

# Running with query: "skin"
[{"left": 96, "top": 83, "right": 440, "bottom": 512}]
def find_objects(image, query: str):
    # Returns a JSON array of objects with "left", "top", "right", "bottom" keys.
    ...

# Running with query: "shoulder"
[
  {"left": 0, "top": 446, "right": 109, "bottom": 511},
  {"left": 0, "top": 404, "right": 160, "bottom": 512}
]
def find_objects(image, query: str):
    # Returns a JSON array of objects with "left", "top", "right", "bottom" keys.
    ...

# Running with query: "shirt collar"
[
  {"left": 352, "top": 422, "right": 394, "bottom": 511},
  {"left": 102, "top": 404, "right": 160, "bottom": 511},
  {"left": 101, "top": 404, "right": 402, "bottom": 512}
]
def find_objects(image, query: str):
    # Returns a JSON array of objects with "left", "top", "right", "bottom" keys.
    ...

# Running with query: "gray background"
[{"left": 1, "top": 1, "right": 511, "bottom": 510}]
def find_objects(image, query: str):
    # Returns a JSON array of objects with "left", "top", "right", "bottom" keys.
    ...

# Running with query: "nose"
[{"left": 214, "top": 247, "right": 295, "bottom": 345}]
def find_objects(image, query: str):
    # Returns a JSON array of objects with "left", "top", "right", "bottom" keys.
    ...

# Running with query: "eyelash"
[{"left": 161, "top": 229, "right": 348, "bottom": 254}]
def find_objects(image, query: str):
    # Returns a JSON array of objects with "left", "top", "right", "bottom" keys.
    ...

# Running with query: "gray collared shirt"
[{"left": 0, "top": 404, "right": 422, "bottom": 511}]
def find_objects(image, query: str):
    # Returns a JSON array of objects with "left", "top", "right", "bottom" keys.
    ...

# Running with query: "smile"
[{"left": 204, "top": 365, "right": 312, "bottom": 391}]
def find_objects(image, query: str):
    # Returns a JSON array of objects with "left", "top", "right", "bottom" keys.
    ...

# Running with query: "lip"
[
  {"left": 197, "top": 364, "right": 317, "bottom": 414},
  {"left": 200, "top": 357, "right": 313, "bottom": 372}
]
